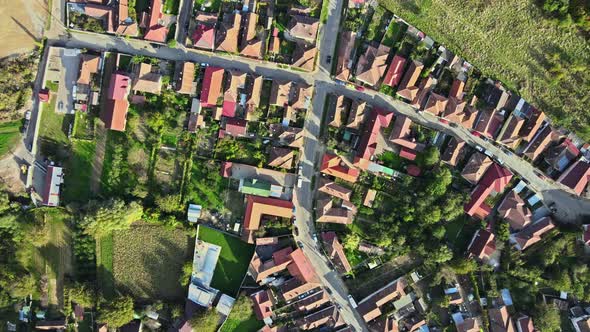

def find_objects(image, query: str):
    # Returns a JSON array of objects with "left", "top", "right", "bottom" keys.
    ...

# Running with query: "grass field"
[
  {"left": 0, "top": 121, "right": 22, "bottom": 158},
  {"left": 111, "top": 224, "right": 191, "bottom": 301},
  {"left": 197, "top": 226, "right": 255, "bottom": 295},
  {"left": 39, "top": 97, "right": 74, "bottom": 161},
  {"left": 379, "top": 0, "right": 590, "bottom": 139},
  {"left": 96, "top": 233, "right": 115, "bottom": 299},
  {"left": 62, "top": 140, "right": 96, "bottom": 203},
  {"left": 220, "top": 294, "right": 263, "bottom": 332}
]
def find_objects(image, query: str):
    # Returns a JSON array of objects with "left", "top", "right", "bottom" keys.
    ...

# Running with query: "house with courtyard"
[
  {"left": 242, "top": 195, "right": 294, "bottom": 243},
  {"left": 464, "top": 163, "right": 513, "bottom": 219}
]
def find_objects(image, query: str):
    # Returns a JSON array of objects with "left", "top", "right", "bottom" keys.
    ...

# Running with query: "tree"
[
  {"left": 427, "top": 246, "right": 453, "bottom": 265},
  {"left": 188, "top": 309, "right": 219, "bottom": 332},
  {"left": 69, "top": 282, "right": 95, "bottom": 308},
  {"left": 424, "top": 167, "right": 452, "bottom": 198},
  {"left": 534, "top": 303, "right": 560, "bottom": 332},
  {"left": 179, "top": 261, "right": 192, "bottom": 286},
  {"left": 80, "top": 199, "right": 143, "bottom": 238},
  {"left": 343, "top": 234, "right": 361, "bottom": 252},
  {"left": 98, "top": 295, "right": 135, "bottom": 328},
  {"left": 419, "top": 146, "right": 440, "bottom": 167},
  {"left": 495, "top": 220, "right": 510, "bottom": 242},
  {"left": 449, "top": 258, "right": 478, "bottom": 275},
  {"left": 155, "top": 194, "right": 182, "bottom": 214}
]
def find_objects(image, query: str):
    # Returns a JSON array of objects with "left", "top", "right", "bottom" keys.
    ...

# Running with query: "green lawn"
[
  {"left": 0, "top": 121, "right": 22, "bottom": 158},
  {"left": 220, "top": 294, "right": 264, "bottom": 332},
  {"left": 39, "top": 97, "right": 74, "bottom": 161},
  {"left": 111, "top": 224, "right": 192, "bottom": 301},
  {"left": 62, "top": 140, "right": 96, "bottom": 203},
  {"left": 96, "top": 233, "right": 115, "bottom": 299},
  {"left": 73, "top": 112, "right": 94, "bottom": 139},
  {"left": 197, "top": 226, "right": 255, "bottom": 295},
  {"left": 45, "top": 80, "right": 59, "bottom": 93},
  {"left": 378, "top": 0, "right": 590, "bottom": 140}
]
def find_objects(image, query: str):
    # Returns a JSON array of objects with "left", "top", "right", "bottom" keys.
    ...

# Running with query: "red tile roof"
[
  {"left": 144, "top": 0, "right": 168, "bottom": 43},
  {"left": 224, "top": 117, "right": 247, "bottom": 137},
  {"left": 288, "top": 248, "right": 319, "bottom": 283},
  {"left": 192, "top": 23, "right": 216, "bottom": 50},
  {"left": 243, "top": 195, "right": 293, "bottom": 242},
  {"left": 103, "top": 72, "right": 131, "bottom": 131},
  {"left": 356, "top": 108, "right": 393, "bottom": 161},
  {"left": 200, "top": 66, "right": 224, "bottom": 107},
  {"left": 39, "top": 89, "right": 50, "bottom": 102},
  {"left": 383, "top": 55, "right": 407, "bottom": 87},
  {"left": 107, "top": 72, "right": 131, "bottom": 100},
  {"left": 557, "top": 159, "right": 590, "bottom": 195},
  {"left": 399, "top": 147, "right": 417, "bottom": 160},
  {"left": 464, "top": 164, "right": 513, "bottom": 218},
  {"left": 251, "top": 290, "right": 273, "bottom": 320},
  {"left": 321, "top": 153, "right": 360, "bottom": 183},
  {"left": 467, "top": 229, "right": 496, "bottom": 260}
]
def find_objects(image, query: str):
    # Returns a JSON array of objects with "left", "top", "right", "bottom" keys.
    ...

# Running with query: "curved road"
[{"left": 31, "top": 1, "right": 590, "bottom": 330}]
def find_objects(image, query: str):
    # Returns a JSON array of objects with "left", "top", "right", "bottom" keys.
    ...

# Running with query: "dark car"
[
  {"left": 449, "top": 122, "right": 458, "bottom": 128},
  {"left": 293, "top": 226, "right": 299, "bottom": 236},
  {"left": 326, "top": 55, "right": 332, "bottom": 63}
]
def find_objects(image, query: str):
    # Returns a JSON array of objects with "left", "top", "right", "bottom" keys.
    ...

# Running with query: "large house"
[
  {"left": 102, "top": 72, "right": 131, "bottom": 131},
  {"left": 461, "top": 152, "right": 493, "bottom": 185},
  {"left": 320, "top": 153, "right": 360, "bottom": 183},
  {"left": 497, "top": 191, "right": 532, "bottom": 230},
  {"left": 467, "top": 229, "right": 496, "bottom": 263},
  {"left": 287, "top": 15, "right": 319, "bottom": 43},
  {"left": 131, "top": 63, "right": 162, "bottom": 95},
  {"left": 200, "top": 66, "right": 224, "bottom": 107},
  {"left": 464, "top": 164, "right": 513, "bottom": 219},
  {"left": 354, "top": 43, "right": 390, "bottom": 88},
  {"left": 355, "top": 108, "right": 393, "bottom": 164},
  {"left": 242, "top": 195, "right": 294, "bottom": 243},
  {"left": 510, "top": 216, "right": 555, "bottom": 251}
]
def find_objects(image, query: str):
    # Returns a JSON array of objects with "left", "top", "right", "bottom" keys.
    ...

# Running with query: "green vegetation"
[
  {"left": 197, "top": 226, "right": 255, "bottom": 295},
  {"left": 111, "top": 224, "right": 191, "bottom": 301},
  {"left": 378, "top": 0, "right": 590, "bottom": 139},
  {"left": 97, "top": 295, "right": 135, "bottom": 328},
  {"left": 220, "top": 294, "right": 264, "bottom": 332},
  {"left": 185, "top": 160, "right": 227, "bottom": 210},
  {"left": 319, "top": 0, "right": 331, "bottom": 23},
  {"left": 0, "top": 120, "right": 21, "bottom": 158},
  {"left": 539, "top": 0, "right": 590, "bottom": 35},
  {"left": 62, "top": 140, "right": 96, "bottom": 203},
  {"left": 214, "top": 137, "right": 267, "bottom": 167},
  {"left": 0, "top": 54, "right": 36, "bottom": 122},
  {"left": 45, "top": 80, "right": 59, "bottom": 93},
  {"left": 38, "top": 98, "right": 74, "bottom": 161},
  {"left": 189, "top": 309, "right": 220, "bottom": 332}
]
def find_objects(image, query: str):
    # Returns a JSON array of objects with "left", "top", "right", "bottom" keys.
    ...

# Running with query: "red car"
[
  {"left": 470, "top": 130, "right": 482, "bottom": 137},
  {"left": 355, "top": 86, "right": 365, "bottom": 91},
  {"left": 438, "top": 118, "right": 449, "bottom": 124}
]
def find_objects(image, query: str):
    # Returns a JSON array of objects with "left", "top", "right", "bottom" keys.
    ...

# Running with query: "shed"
[{"left": 187, "top": 204, "right": 202, "bottom": 222}]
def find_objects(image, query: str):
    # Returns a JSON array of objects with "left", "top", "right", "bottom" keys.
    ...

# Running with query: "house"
[
  {"left": 176, "top": 62, "right": 196, "bottom": 95},
  {"left": 240, "top": 12, "right": 263, "bottom": 58},
  {"left": 318, "top": 179, "right": 352, "bottom": 201},
  {"left": 269, "top": 124, "right": 303, "bottom": 148},
  {"left": 316, "top": 199, "right": 356, "bottom": 224},
  {"left": 298, "top": 306, "right": 345, "bottom": 330},
  {"left": 383, "top": 55, "right": 407, "bottom": 87},
  {"left": 497, "top": 191, "right": 532, "bottom": 230},
  {"left": 356, "top": 277, "right": 407, "bottom": 322},
  {"left": 489, "top": 306, "right": 516, "bottom": 332},
  {"left": 249, "top": 246, "right": 293, "bottom": 282},
  {"left": 328, "top": 95, "right": 347, "bottom": 127},
  {"left": 222, "top": 70, "right": 246, "bottom": 117},
  {"left": 41, "top": 165, "right": 64, "bottom": 206},
  {"left": 269, "top": 80, "right": 292, "bottom": 106},
  {"left": 82, "top": 4, "right": 116, "bottom": 33},
  {"left": 356, "top": 108, "right": 394, "bottom": 163},
  {"left": 280, "top": 277, "right": 318, "bottom": 302},
  {"left": 143, "top": 0, "right": 169, "bottom": 43},
  {"left": 223, "top": 117, "right": 247, "bottom": 137},
  {"left": 497, "top": 113, "right": 525, "bottom": 148},
  {"left": 558, "top": 159, "right": 590, "bottom": 195},
  {"left": 483, "top": 82, "right": 510, "bottom": 110},
  {"left": 293, "top": 290, "right": 330, "bottom": 312},
  {"left": 320, "top": 153, "right": 360, "bottom": 183},
  {"left": 571, "top": 314, "right": 590, "bottom": 332},
  {"left": 467, "top": 229, "right": 496, "bottom": 262},
  {"left": 396, "top": 61, "right": 424, "bottom": 101},
  {"left": 464, "top": 164, "right": 513, "bottom": 219},
  {"left": 77, "top": 54, "right": 100, "bottom": 85},
  {"left": 355, "top": 43, "right": 390, "bottom": 88},
  {"left": 363, "top": 189, "right": 377, "bottom": 207},
  {"left": 268, "top": 147, "right": 295, "bottom": 169},
  {"left": 188, "top": 99, "right": 204, "bottom": 132},
  {"left": 474, "top": 109, "right": 505, "bottom": 139},
  {"left": 519, "top": 108, "right": 546, "bottom": 142},
  {"left": 442, "top": 137, "right": 465, "bottom": 167},
  {"left": 251, "top": 290, "right": 274, "bottom": 321},
  {"left": 192, "top": 12, "right": 217, "bottom": 50},
  {"left": 399, "top": 147, "right": 417, "bottom": 161},
  {"left": 510, "top": 216, "right": 555, "bottom": 251},
  {"left": 515, "top": 315, "right": 535, "bottom": 332},
  {"left": 115, "top": 0, "right": 139, "bottom": 36},
  {"left": 245, "top": 74, "right": 263, "bottom": 118},
  {"left": 423, "top": 93, "right": 448, "bottom": 116},
  {"left": 449, "top": 79, "right": 466, "bottom": 100},
  {"left": 335, "top": 31, "right": 357, "bottom": 81},
  {"left": 456, "top": 318, "right": 481, "bottom": 332},
  {"left": 200, "top": 66, "right": 224, "bottom": 107},
  {"left": 346, "top": 100, "right": 367, "bottom": 129},
  {"left": 242, "top": 195, "right": 293, "bottom": 243},
  {"left": 545, "top": 139, "right": 580, "bottom": 172},
  {"left": 389, "top": 115, "right": 425, "bottom": 152},
  {"left": 444, "top": 100, "right": 478, "bottom": 129},
  {"left": 288, "top": 248, "right": 319, "bottom": 284},
  {"left": 412, "top": 75, "right": 435, "bottom": 109},
  {"left": 132, "top": 63, "right": 162, "bottom": 95},
  {"left": 461, "top": 153, "right": 493, "bottom": 185},
  {"left": 216, "top": 12, "right": 241, "bottom": 53},
  {"left": 522, "top": 125, "right": 556, "bottom": 161},
  {"left": 102, "top": 72, "right": 131, "bottom": 131},
  {"left": 321, "top": 232, "right": 353, "bottom": 274},
  {"left": 291, "top": 83, "right": 313, "bottom": 110},
  {"left": 292, "top": 42, "right": 317, "bottom": 71},
  {"left": 287, "top": 15, "right": 319, "bottom": 43}
]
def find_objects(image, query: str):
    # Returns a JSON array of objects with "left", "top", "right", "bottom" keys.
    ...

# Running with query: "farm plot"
[
  {"left": 112, "top": 223, "right": 192, "bottom": 301},
  {"left": 197, "top": 226, "right": 255, "bottom": 296}
]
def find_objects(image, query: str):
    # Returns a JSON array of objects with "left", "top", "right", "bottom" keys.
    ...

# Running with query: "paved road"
[
  {"left": 317, "top": 0, "right": 345, "bottom": 75},
  {"left": 175, "top": 0, "right": 193, "bottom": 46}
]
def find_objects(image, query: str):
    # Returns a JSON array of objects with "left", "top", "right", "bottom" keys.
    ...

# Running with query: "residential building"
[
  {"left": 268, "top": 147, "right": 295, "bottom": 169},
  {"left": 77, "top": 54, "right": 100, "bottom": 85},
  {"left": 200, "top": 66, "right": 224, "bottom": 107},
  {"left": 456, "top": 318, "right": 481, "bottom": 332},
  {"left": 176, "top": 62, "right": 196, "bottom": 95},
  {"left": 396, "top": 60, "right": 424, "bottom": 101},
  {"left": 364, "top": 189, "right": 377, "bottom": 207},
  {"left": 346, "top": 100, "right": 367, "bottom": 130},
  {"left": 356, "top": 277, "right": 407, "bottom": 322},
  {"left": 467, "top": 229, "right": 496, "bottom": 262},
  {"left": 412, "top": 75, "right": 435, "bottom": 108},
  {"left": 280, "top": 277, "right": 318, "bottom": 302},
  {"left": 251, "top": 290, "right": 274, "bottom": 321},
  {"left": 519, "top": 108, "right": 546, "bottom": 142},
  {"left": 298, "top": 306, "right": 344, "bottom": 330},
  {"left": 442, "top": 137, "right": 466, "bottom": 167},
  {"left": 143, "top": 0, "right": 169, "bottom": 43},
  {"left": 355, "top": 43, "right": 390, "bottom": 88},
  {"left": 497, "top": 191, "right": 532, "bottom": 230},
  {"left": 510, "top": 216, "right": 555, "bottom": 251},
  {"left": 328, "top": 95, "right": 347, "bottom": 127},
  {"left": 316, "top": 199, "right": 356, "bottom": 224},
  {"left": 489, "top": 306, "right": 516, "bottom": 332},
  {"left": 321, "top": 232, "right": 353, "bottom": 274},
  {"left": 102, "top": 72, "right": 131, "bottom": 131},
  {"left": 522, "top": 125, "right": 556, "bottom": 161},
  {"left": 291, "top": 83, "right": 313, "bottom": 110},
  {"left": 497, "top": 113, "right": 525, "bottom": 148},
  {"left": 293, "top": 290, "right": 330, "bottom": 312},
  {"left": 287, "top": 15, "right": 319, "bottom": 43},
  {"left": 571, "top": 314, "right": 590, "bottom": 332},
  {"left": 335, "top": 31, "right": 357, "bottom": 81},
  {"left": 240, "top": 12, "right": 263, "bottom": 58},
  {"left": 545, "top": 138, "right": 580, "bottom": 172},
  {"left": 222, "top": 117, "right": 247, "bottom": 137},
  {"left": 320, "top": 153, "right": 360, "bottom": 183},
  {"left": 464, "top": 164, "right": 513, "bottom": 219},
  {"left": 216, "top": 12, "right": 241, "bottom": 53},
  {"left": 382, "top": 55, "right": 407, "bottom": 87},
  {"left": 132, "top": 63, "right": 162, "bottom": 95},
  {"left": 449, "top": 79, "right": 465, "bottom": 100},
  {"left": 292, "top": 43, "right": 317, "bottom": 71},
  {"left": 269, "top": 80, "right": 292, "bottom": 107},
  {"left": 474, "top": 109, "right": 504, "bottom": 139},
  {"left": 115, "top": 0, "right": 139, "bottom": 36},
  {"left": 249, "top": 246, "right": 293, "bottom": 282},
  {"left": 192, "top": 12, "right": 217, "bottom": 50},
  {"left": 41, "top": 165, "right": 64, "bottom": 207},
  {"left": 318, "top": 179, "right": 352, "bottom": 201},
  {"left": 423, "top": 93, "right": 448, "bottom": 116},
  {"left": 242, "top": 195, "right": 294, "bottom": 243},
  {"left": 515, "top": 315, "right": 535, "bottom": 332},
  {"left": 245, "top": 74, "right": 263, "bottom": 118},
  {"left": 461, "top": 153, "right": 493, "bottom": 185},
  {"left": 269, "top": 124, "right": 303, "bottom": 148},
  {"left": 389, "top": 115, "right": 424, "bottom": 151},
  {"left": 558, "top": 159, "right": 590, "bottom": 195},
  {"left": 356, "top": 108, "right": 393, "bottom": 163},
  {"left": 222, "top": 70, "right": 246, "bottom": 117}
]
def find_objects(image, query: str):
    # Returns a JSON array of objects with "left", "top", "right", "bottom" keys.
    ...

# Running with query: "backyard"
[
  {"left": 220, "top": 294, "right": 263, "bottom": 332},
  {"left": 62, "top": 140, "right": 96, "bottom": 203},
  {"left": 378, "top": 0, "right": 590, "bottom": 140},
  {"left": 38, "top": 97, "right": 74, "bottom": 162},
  {"left": 197, "top": 226, "right": 255, "bottom": 295},
  {"left": 0, "top": 120, "right": 22, "bottom": 158},
  {"left": 110, "top": 224, "right": 192, "bottom": 301}
]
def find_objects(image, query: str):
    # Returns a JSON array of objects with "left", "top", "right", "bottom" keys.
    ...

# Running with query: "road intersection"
[{"left": 30, "top": 1, "right": 590, "bottom": 330}]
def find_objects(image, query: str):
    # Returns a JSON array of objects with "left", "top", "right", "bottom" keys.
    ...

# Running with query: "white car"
[
  {"left": 348, "top": 294, "right": 358, "bottom": 308},
  {"left": 297, "top": 178, "right": 303, "bottom": 188}
]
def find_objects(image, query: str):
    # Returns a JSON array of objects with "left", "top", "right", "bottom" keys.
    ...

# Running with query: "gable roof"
[
  {"left": 251, "top": 290, "right": 273, "bottom": 320},
  {"left": 321, "top": 232, "right": 352, "bottom": 273},
  {"left": 558, "top": 159, "right": 590, "bottom": 195},
  {"left": 356, "top": 108, "right": 393, "bottom": 161},
  {"left": 497, "top": 191, "right": 532, "bottom": 230},
  {"left": 42, "top": 166, "right": 63, "bottom": 206},
  {"left": 383, "top": 55, "right": 407, "bottom": 87},
  {"left": 489, "top": 306, "right": 516, "bottom": 332},
  {"left": 192, "top": 12, "right": 217, "bottom": 50},
  {"left": 269, "top": 80, "right": 292, "bottom": 106},
  {"left": 545, "top": 138, "right": 580, "bottom": 172},
  {"left": 522, "top": 125, "right": 555, "bottom": 161},
  {"left": 216, "top": 12, "right": 241, "bottom": 53},
  {"left": 355, "top": 43, "right": 391, "bottom": 87},
  {"left": 464, "top": 164, "right": 513, "bottom": 218},
  {"left": 292, "top": 42, "right": 317, "bottom": 71},
  {"left": 143, "top": 0, "right": 168, "bottom": 43},
  {"left": 519, "top": 107, "right": 546, "bottom": 142},
  {"left": 269, "top": 124, "right": 304, "bottom": 148},
  {"left": 335, "top": 31, "right": 357, "bottom": 81},
  {"left": 424, "top": 93, "right": 448, "bottom": 116},
  {"left": 103, "top": 72, "right": 131, "bottom": 131},
  {"left": 357, "top": 278, "right": 407, "bottom": 322},
  {"left": 176, "top": 62, "right": 195, "bottom": 94},
  {"left": 200, "top": 66, "right": 224, "bottom": 107},
  {"left": 347, "top": 100, "right": 367, "bottom": 129},
  {"left": 268, "top": 147, "right": 295, "bottom": 169},
  {"left": 245, "top": 74, "right": 263, "bottom": 117},
  {"left": 317, "top": 178, "right": 353, "bottom": 201},
  {"left": 240, "top": 12, "right": 263, "bottom": 58},
  {"left": 321, "top": 153, "right": 360, "bottom": 183},
  {"left": 467, "top": 229, "right": 496, "bottom": 260},
  {"left": 132, "top": 63, "right": 162, "bottom": 94},
  {"left": 396, "top": 60, "right": 423, "bottom": 100},
  {"left": 287, "top": 15, "right": 319, "bottom": 42},
  {"left": 223, "top": 117, "right": 247, "bottom": 137},
  {"left": 442, "top": 137, "right": 466, "bottom": 167},
  {"left": 461, "top": 152, "right": 493, "bottom": 185},
  {"left": 77, "top": 54, "right": 100, "bottom": 85},
  {"left": 511, "top": 216, "right": 555, "bottom": 250},
  {"left": 497, "top": 113, "right": 525, "bottom": 148},
  {"left": 288, "top": 248, "right": 319, "bottom": 283}
]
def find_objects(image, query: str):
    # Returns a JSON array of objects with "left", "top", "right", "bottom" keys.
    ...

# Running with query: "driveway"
[{"left": 55, "top": 48, "right": 80, "bottom": 114}]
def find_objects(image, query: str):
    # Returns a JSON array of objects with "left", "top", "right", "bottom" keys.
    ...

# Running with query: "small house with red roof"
[
  {"left": 382, "top": 55, "right": 407, "bottom": 88},
  {"left": 200, "top": 66, "right": 224, "bottom": 107},
  {"left": 222, "top": 117, "right": 247, "bottom": 137},
  {"left": 464, "top": 164, "right": 513, "bottom": 219},
  {"left": 192, "top": 12, "right": 217, "bottom": 50},
  {"left": 143, "top": 0, "right": 170, "bottom": 43},
  {"left": 102, "top": 72, "right": 131, "bottom": 131},
  {"left": 467, "top": 229, "right": 497, "bottom": 264},
  {"left": 320, "top": 153, "right": 360, "bottom": 183},
  {"left": 558, "top": 159, "right": 590, "bottom": 195}
]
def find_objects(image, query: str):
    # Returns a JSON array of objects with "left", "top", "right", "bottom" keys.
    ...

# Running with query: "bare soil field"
[{"left": 0, "top": 0, "right": 47, "bottom": 58}]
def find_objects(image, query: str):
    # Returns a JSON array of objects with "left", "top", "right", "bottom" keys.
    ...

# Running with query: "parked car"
[
  {"left": 355, "top": 86, "right": 365, "bottom": 92},
  {"left": 470, "top": 130, "right": 482, "bottom": 137},
  {"left": 297, "top": 178, "right": 303, "bottom": 188},
  {"left": 297, "top": 241, "right": 304, "bottom": 249},
  {"left": 475, "top": 145, "right": 484, "bottom": 152},
  {"left": 438, "top": 118, "right": 449, "bottom": 124},
  {"left": 326, "top": 55, "right": 332, "bottom": 63},
  {"left": 449, "top": 122, "right": 458, "bottom": 128},
  {"left": 294, "top": 226, "right": 299, "bottom": 236}
]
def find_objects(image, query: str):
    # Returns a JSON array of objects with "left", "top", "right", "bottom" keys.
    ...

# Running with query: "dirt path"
[
  {"left": 91, "top": 120, "right": 107, "bottom": 194},
  {"left": 0, "top": 140, "right": 32, "bottom": 194}
]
